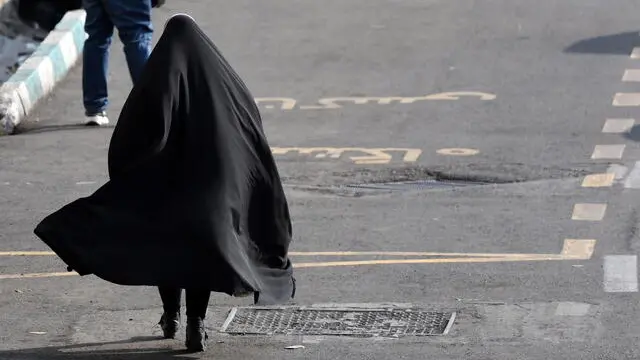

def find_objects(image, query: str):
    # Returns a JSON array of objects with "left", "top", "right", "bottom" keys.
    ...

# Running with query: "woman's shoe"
[
  {"left": 158, "top": 312, "right": 180, "bottom": 339},
  {"left": 185, "top": 317, "right": 208, "bottom": 352}
]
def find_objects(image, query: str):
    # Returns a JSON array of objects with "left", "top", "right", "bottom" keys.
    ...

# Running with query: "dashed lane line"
[
  {"left": 591, "top": 144, "right": 626, "bottom": 160},
  {"left": 571, "top": 203, "right": 607, "bottom": 221},
  {"left": 622, "top": 70, "right": 640, "bottom": 82},
  {"left": 602, "top": 118, "right": 635, "bottom": 134},
  {"left": 596, "top": 56, "right": 640, "bottom": 294},
  {"left": 604, "top": 255, "right": 638, "bottom": 293},
  {"left": 613, "top": 93, "right": 640, "bottom": 107},
  {"left": 581, "top": 173, "right": 615, "bottom": 188},
  {"left": 623, "top": 161, "right": 640, "bottom": 189}
]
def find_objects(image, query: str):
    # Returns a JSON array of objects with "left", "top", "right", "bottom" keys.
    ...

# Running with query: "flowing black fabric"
[{"left": 34, "top": 14, "right": 295, "bottom": 305}]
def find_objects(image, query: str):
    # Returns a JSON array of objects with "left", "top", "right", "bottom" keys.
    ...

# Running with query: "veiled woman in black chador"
[{"left": 34, "top": 14, "right": 296, "bottom": 352}]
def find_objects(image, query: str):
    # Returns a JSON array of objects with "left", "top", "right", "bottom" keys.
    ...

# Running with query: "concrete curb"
[{"left": 0, "top": 9, "right": 86, "bottom": 135}]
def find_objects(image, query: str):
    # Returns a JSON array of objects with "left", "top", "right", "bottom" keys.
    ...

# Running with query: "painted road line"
[
  {"left": 613, "top": 93, "right": 640, "bottom": 107},
  {"left": 560, "top": 239, "right": 596, "bottom": 259},
  {"left": 0, "top": 240, "right": 596, "bottom": 279},
  {"left": 293, "top": 255, "right": 584, "bottom": 268},
  {"left": 607, "top": 164, "right": 629, "bottom": 180},
  {"left": 572, "top": 203, "right": 607, "bottom": 221},
  {"left": 604, "top": 255, "right": 638, "bottom": 292},
  {"left": 0, "top": 254, "right": 592, "bottom": 278},
  {"left": 255, "top": 92, "right": 497, "bottom": 111},
  {"left": 582, "top": 173, "right": 615, "bottom": 188},
  {"left": 290, "top": 251, "right": 558, "bottom": 258},
  {"left": 632, "top": 47, "right": 640, "bottom": 59},
  {"left": 602, "top": 119, "right": 635, "bottom": 134},
  {"left": 0, "top": 272, "right": 78, "bottom": 280},
  {"left": 0, "top": 251, "right": 56, "bottom": 256},
  {"left": 591, "top": 144, "right": 625, "bottom": 160},
  {"left": 270, "top": 147, "right": 423, "bottom": 164},
  {"left": 2, "top": 239, "right": 595, "bottom": 260},
  {"left": 436, "top": 148, "right": 480, "bottom": 156},
  {"left": 624, "top": 161, "right": 640, "bottom": 189},
  {"left": 622, "top": 70, "right": 640, "bottom": 82}
]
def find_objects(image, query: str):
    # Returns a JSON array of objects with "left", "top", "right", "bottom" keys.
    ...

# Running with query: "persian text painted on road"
[
  {"left": 255, "top": 91, "right": 496, "bottom": 111},
  {"left": 271, "top": 147, "right": 422, "bottom": 165}
]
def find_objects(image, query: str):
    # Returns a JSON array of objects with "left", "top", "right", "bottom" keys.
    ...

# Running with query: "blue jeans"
[{"left": 82, "top": 0, "right": 153, "bottom": 116}]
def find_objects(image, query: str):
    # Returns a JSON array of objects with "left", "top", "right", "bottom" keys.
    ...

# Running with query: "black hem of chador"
[
  {"left": 34, "top": 212, "right": 91, "bottom": 277},
  {"left": 33, "top": 203, "right": 295, "bottom": 303}
]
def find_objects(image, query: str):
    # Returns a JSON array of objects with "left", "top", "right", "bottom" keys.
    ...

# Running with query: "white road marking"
[
  {"left": 604, "top": 255, "right": 638, "bottom": 293},
  {"left": 624, "top": 161, "right": 640, "bottom": 189},
  {"left": 554, "top": 302, "right": 591, "bottom": 316},
  {"left": 613, "top": 93, "right": 640, "bottom": 106},
  {"left": 591, "top": 144, "right": 625, "bottom": 159},
  {"left": 602, "top": 118, "right": 635, "bottom": 133},
  {"left": 631, "top": 47, "right": 640, "bottom": 59},
  {"left": 622, "top": 70, "right": 640, "bottom": 82},
  {"left": 607, "top": 164, "right": 628, "bottom": 180},
  {"left": 571, "top": 203, "right": 607, "bottom": 221},
  {"left": 75, "top": 181, "right": 96, "bottom": 185}
]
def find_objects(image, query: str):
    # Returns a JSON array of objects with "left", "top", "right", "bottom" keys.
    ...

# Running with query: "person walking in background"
[{"left": 82, "top": 0, "right": 162, "bottom": 126}]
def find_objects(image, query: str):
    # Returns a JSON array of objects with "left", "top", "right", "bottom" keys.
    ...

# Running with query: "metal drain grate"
[
  {"left": 220, "top": 306, "right": 456, "bottom": 337},
  {"left": 343, "top": 179, "right": 485, "bottom": 191}
]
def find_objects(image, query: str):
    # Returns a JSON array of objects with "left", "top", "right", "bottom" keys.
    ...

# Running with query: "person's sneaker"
[
  {"left": 85, "top": 111, "right": 109, "bottom": 126},
  {"left": 185, "top": 317, "right": 208, "bottom": 352},
  {"left": 158, "top": 312, "right": 180, "bottom": 339}
]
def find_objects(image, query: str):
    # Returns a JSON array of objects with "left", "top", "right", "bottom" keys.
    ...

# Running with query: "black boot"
[
  {"left": 185, "top": 317, "right": 208, "bottom": 352},
  {"left": 158, "top": 312, "right": 180, "bottom": 339}
]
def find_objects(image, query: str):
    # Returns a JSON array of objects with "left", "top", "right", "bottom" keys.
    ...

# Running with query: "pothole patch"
[
  {"left": 343, "top": 179, "right": 488, "bottom": 191},
  {"left": 282, "top": 163, "right": 602, "bottom": 197}
]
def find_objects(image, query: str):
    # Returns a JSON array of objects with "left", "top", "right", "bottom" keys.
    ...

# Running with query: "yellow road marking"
[
  {"left": 291, "top": 251, "right": 550, "bottom": 258},
  {"left": 561, "top": 239, "right": 596, "bottom": 259},
  {"left": 581, "top": 173, "right": 615, "bottom": 187},
  {"left": 270, "top": 147, "right": 422, "bottom": 164},
  {"left": 0, "top": 272, "right": 78, "bottom": 280},
  {"left": 0, "top": 251, "right": 56, "bottom": 256},
  {"left": 0, "top": 239, "right": 595, "bottom": 279},
  {"left": 294, "top": 256, "right": 577, "bottom": 268},
  {"left": 436, "top": 148, "right": 480, "bottom": 156},
  {"left": 572, "top": 203, "right": 607, "bottom": 221}
]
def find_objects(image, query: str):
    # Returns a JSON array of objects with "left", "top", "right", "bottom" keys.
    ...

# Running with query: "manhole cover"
[
  {"left": 220, "top": 306, "right": 456, "bottom": 337},
  {"left": 343, "top": 179, "right": 485, "bottom": 191}
]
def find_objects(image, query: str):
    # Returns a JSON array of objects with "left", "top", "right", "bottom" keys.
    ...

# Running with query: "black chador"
[{"left": 34, "top": 14, "right": 296, "bottom": 308}]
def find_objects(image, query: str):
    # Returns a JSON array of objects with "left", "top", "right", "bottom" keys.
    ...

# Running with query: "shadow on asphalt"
[
  {"left": 623, "top": 125, "right": 640, "bottom": 142},
  {"left": 0, "top": 336, "right": 201, "bottom": 359},
  {"left": 564, "top": 31, "right": 640, "bottom": 55}
]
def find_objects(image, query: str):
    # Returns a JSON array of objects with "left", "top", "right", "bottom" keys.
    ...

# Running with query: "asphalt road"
[{"left": 2, "top": 0, "right": 640, "bottom": 359}]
